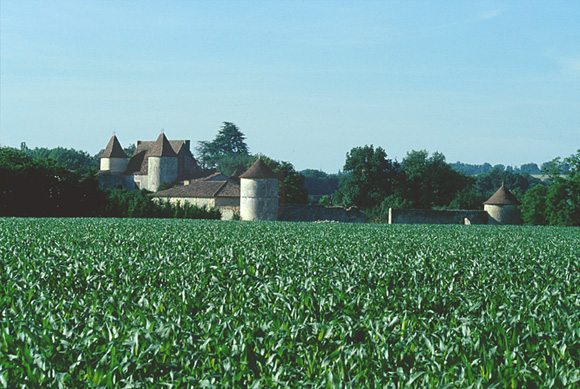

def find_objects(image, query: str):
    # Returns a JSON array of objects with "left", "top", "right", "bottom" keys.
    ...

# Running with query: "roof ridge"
[{"left": 212, "top": 181, "right": 228, "bottom": 197}]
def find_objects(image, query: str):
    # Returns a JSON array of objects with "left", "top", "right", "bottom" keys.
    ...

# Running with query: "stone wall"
[
  {"left": 388, "top": 208, "right": 488, "bottom": 225},
  {"left": 279, "top": 204, "right": 366, "bottom": 223}
]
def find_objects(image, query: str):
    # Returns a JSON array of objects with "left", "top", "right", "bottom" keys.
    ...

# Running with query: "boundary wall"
[
  {"left": 388, "top": 208, "right": 488, "bottom": 225},
  {"left": 279, "top": 205, "right": 366, "bottom": 223}
]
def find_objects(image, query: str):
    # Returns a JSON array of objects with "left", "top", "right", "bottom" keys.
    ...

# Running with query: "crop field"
[{"left": 1, "top": 218, "right": 580, "bottom": 387}]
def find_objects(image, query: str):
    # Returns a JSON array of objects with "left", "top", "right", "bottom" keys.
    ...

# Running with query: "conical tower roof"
[
  {"left": 240, "top": 157, "right": 277, "bottom": 179},
  {"left": 483, "top": 183, "right": 520, "bottom": 205},
  {"left": 149, "top": 133, "right": 177, "bottom": 157},
  {"left": 100, "top": 135, "right": 128, "bottom": 158}
]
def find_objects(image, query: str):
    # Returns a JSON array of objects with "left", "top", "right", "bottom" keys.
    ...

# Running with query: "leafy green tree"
[
  {"left": 520, "top": 163, "right": 542, "bottom": 175},
  {"left": 450, "top": 162, "right": 493, "bottom": 176},
  {"left": 214, "top": 153, "right": 256, "bottom": 177},
  {"left": 542, "top": 158, "right": 571, "bottom": 176},
  {"left": 124, "top": 143, "right": 136, "bottom": 157},
  {"left": 21, "top": 143, "right": 98, "bottom": 173},
  {"left": 447, "top": 187, "right": 485, "bottom": 210},
  {"left": 301, "top": 169, "right": 341, "bottom": 197},
  {"left": 399, "top": 150, "right": 468, "bottom": 209},
  {"left": 0, "top": 147, "right": 220, "bottom": 219},
  {"left": 521, "top": 185, "right": 549, "bottom": 225},
  {"left": 274, "top": 161, "right": 308, "bottom": 204},
  {"left": 256, "top": 156, "right": 308, "bottom": 205},
  {"left": 334, "top": 145, "right": 400, "bottom": 209},
  {"left": 520, "top": 150, "right": 580, "bottom": 226},
  {"left": 543, "top": 150, "right": 580, "bottom": 226},
  {"left": 197, "top": 122, "right": 249, "bottom": 168},
  {"left": 0, "top": 147, "right": 105, "bottom": 216},
  {"left": 474, "top": 168, "right": 539, "bottom": 200},
  {"left": 545, "top": 178, "right": 580, "bottom": 226}
]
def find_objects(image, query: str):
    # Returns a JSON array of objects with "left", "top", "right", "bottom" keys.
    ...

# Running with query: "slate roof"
[
  {"left": 483, "top": 183, "right": 520, "bottom": 205},
  {"left": 124, "top": 136, "right": 187, "bottom": 176},
  {"left": 153, "top": 181, "right": 240, "bottom": 198},
  {"left": 149, "top": 133, "right": 178, "bottom": 157},
  {"left": 100, "top": 135, "right": 128, "bottom": 159},
  {"left": 239, "top": 158, "right": 277, "bottom": 179}
]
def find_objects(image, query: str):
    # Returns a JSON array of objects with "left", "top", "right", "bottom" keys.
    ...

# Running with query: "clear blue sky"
[{"left": 1, "top": 1, "right": 579, "bottom": 172}]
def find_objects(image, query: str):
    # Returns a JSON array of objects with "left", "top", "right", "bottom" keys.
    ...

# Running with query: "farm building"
[
  {"left": 239, "top": 158, "right": 279, "bottom": 221},
  {"left": 153, "top": 174, "right": 241, "bottom": 220},
  {"left": 483, "top": 183, "right": 521, "bottom": 225},
  {"left": 153, "top": 158, "right": 279, "bottom": 221},
  {"left": 98, "top": 133, "right": 201, "bottom": 192}
]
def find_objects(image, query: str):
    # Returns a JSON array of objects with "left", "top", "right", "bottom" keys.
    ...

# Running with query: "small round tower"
[
  {"left": 100, "top": 135, "right": 129, "bottom": 173},
  {"left": 239, "top": 158, "right": 279, "bottom": 221},
  {"left": 149, "top": 133, "right": 178, "bottom": 191},
  {"left": 483, "top": 183, "right": 521, "bottom": 225}
]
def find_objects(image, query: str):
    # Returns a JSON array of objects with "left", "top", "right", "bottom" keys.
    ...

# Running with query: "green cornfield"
[{"left": 1, "top": 218, "right": 579, "bottom": 387}]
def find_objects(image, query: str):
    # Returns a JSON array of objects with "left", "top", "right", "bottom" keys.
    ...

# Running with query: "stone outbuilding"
[
  {"left": 152, "top": 158, "right": 281, "bottom": 221},
  {"left": 239, "top": 158, "right": 279, "bottom": 221},
  {"left": 153, "top": 175, "right": 241, "bottom": 220},
  {"left": 483, "top": 183, "right": 521, "bottom": 225}
]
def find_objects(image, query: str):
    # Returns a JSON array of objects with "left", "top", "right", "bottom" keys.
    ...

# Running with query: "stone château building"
[{"left": 98, "top": 133, "right": 200, "bottom": 191}]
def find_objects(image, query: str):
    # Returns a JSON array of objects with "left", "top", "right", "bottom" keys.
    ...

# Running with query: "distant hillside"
[{"left": 450, "top": 162, "right": 544, "bottom": 176}]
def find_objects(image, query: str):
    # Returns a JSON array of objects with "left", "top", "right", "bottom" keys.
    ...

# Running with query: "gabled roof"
[
  {"left": 483, "top": 183, "right": 520, "bottom": 205},
  {"left": 153, "top": 181, "right": 240, "bottom": 198},
  {"left": 149, "top": 133, "right": 178, "bottom": 158},
  {"left": 100, "top": 135, "right": 128, "bottom": 159},
  {"left": 239, "top": 158, "right": 277, "bottom": 179}
]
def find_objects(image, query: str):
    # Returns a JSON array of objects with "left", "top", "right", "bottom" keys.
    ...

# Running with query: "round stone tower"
[
  {"left": 239, "top": 158, "right": 279, "bottom": 221},
  {"left": 100, "top": 135, "right": 129, "bottom": 173},
  {"left": 148, "top": 133, "right": 178, "bottom": 191},
  {"left": 483, "top": 183, "right": 521, "bottom": 225}
]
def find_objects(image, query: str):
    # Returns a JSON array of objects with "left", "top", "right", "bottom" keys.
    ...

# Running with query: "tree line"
[
  {"left": 4, "top": 122, "right": 578, "bottom": 226},
  {"left": 0, "top": 148, "right": 220, "bottom": 219},
  {"left": 326, "top": 145, "right": 580, "bottom": 226}
]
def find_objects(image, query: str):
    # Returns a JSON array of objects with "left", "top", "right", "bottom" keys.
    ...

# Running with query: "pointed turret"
[
  {"left": 240, "top": 158, "right": 279, "bottom": 221},
  {"left": 148, "top": 132, "right": 178, "bottom": 191},
  {"left": 239, "top": 157, "right": 278, "bottom": 179},
  {"left": 100, "top": 135, "right": 128, "bottom": 159},
  {"left": 483, "top": 183, "right": 520, "bottom": 205},
  {"left": 483, "top": 183, "right": 521, "bottom": 225},
  {"left": 149, "top": 133, "right": 178, "bottom": 157},
  {"left": 100, "top": 135, "right": 129, "bottom": 173}
]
